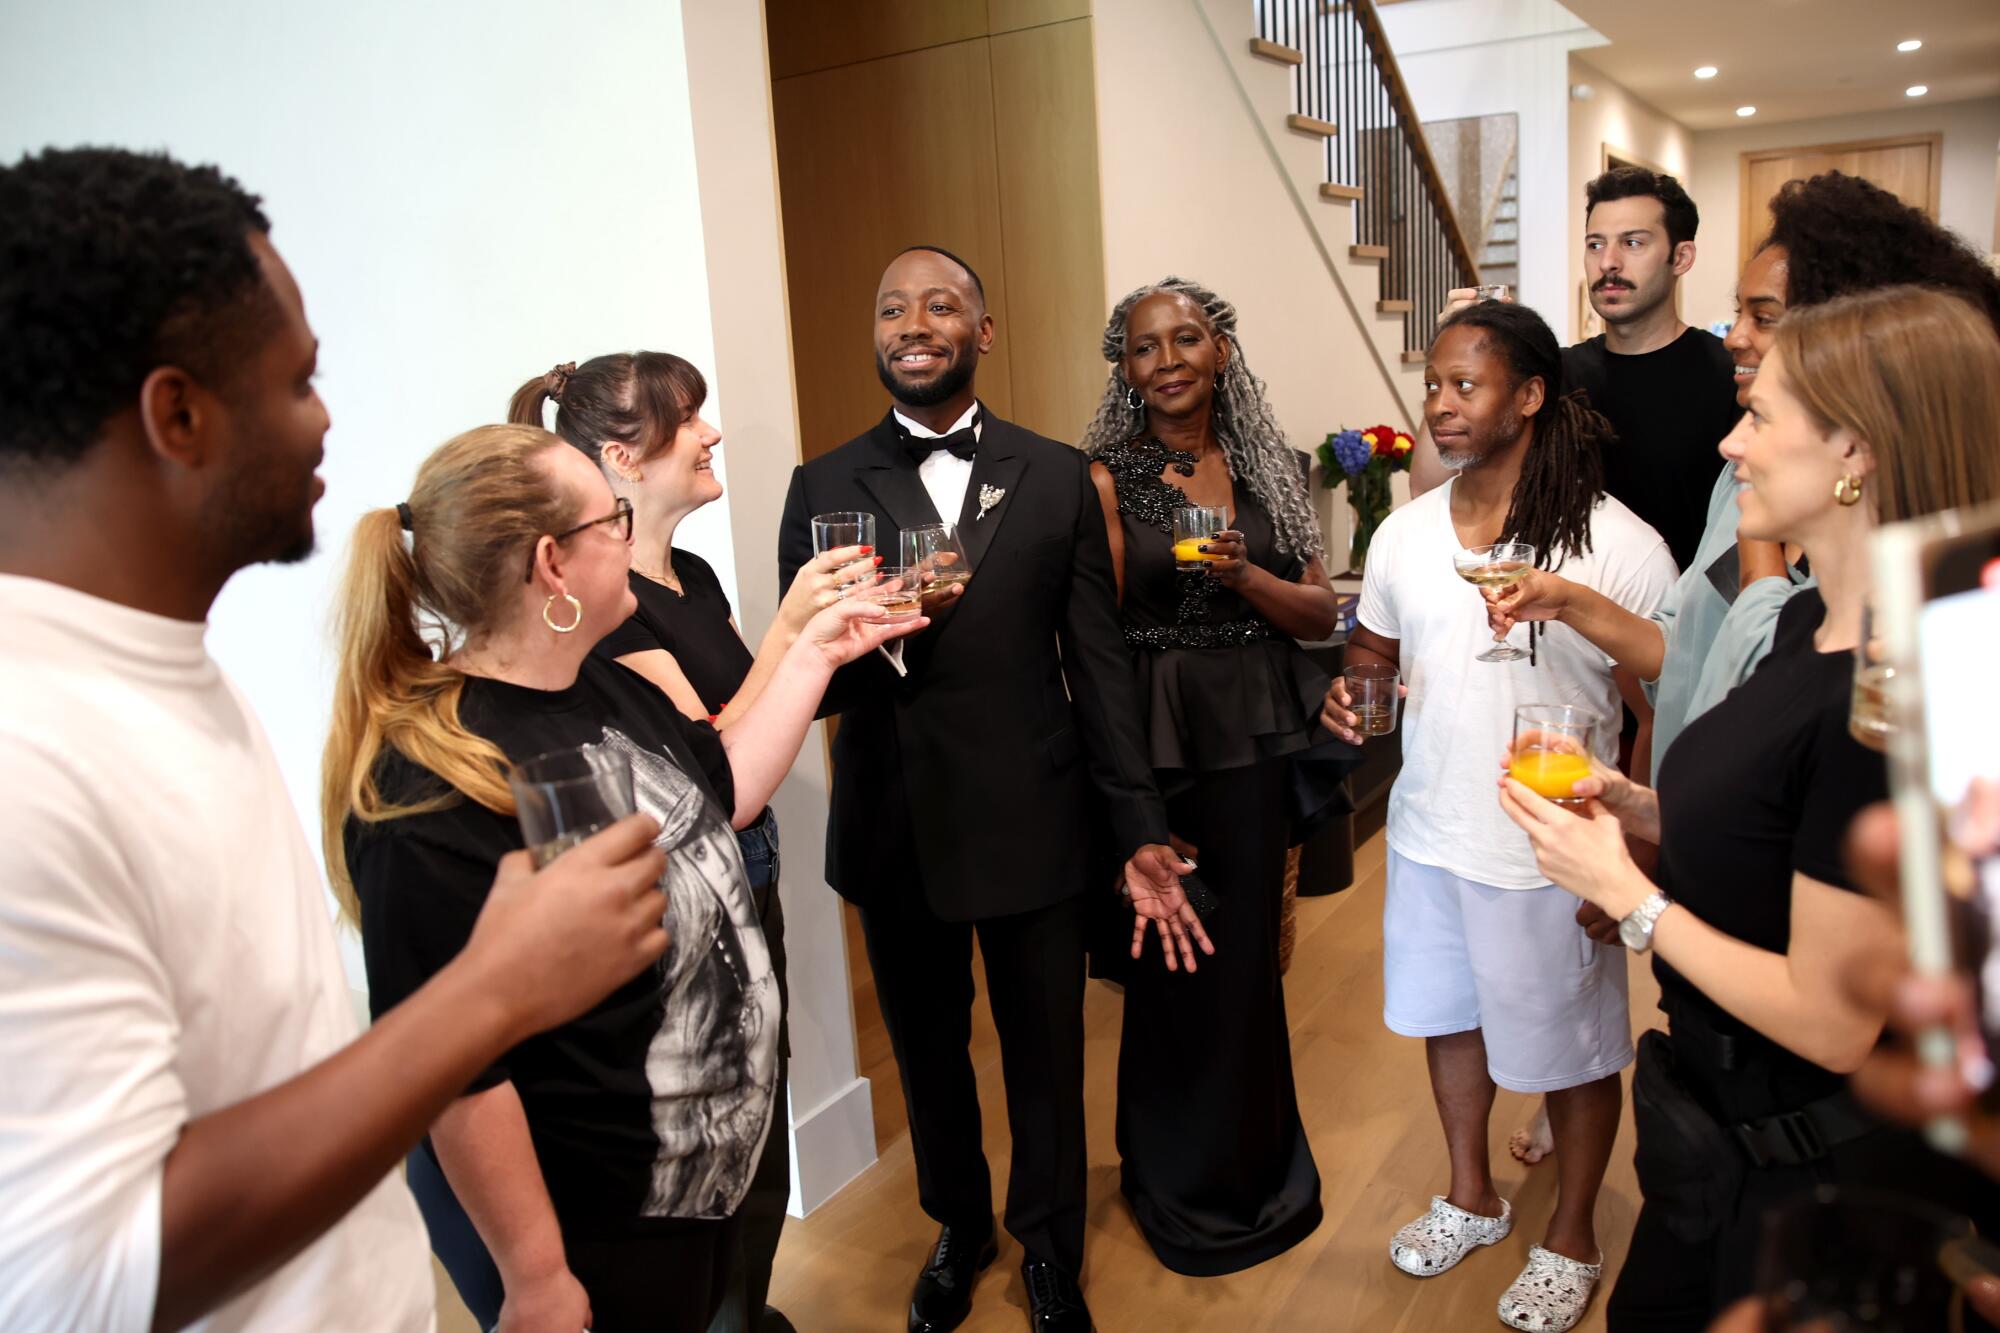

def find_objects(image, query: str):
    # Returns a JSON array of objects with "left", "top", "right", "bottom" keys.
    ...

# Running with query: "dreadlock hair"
[
  {"left": 1079, "top": 276, "right": 1324, "bottom": 562},
  {"left": 1434, "top": 301, "right": 1607, "bottom": 570},
  {"left": 1762, "top": 172, "right": 2000, "bottom": 336}
]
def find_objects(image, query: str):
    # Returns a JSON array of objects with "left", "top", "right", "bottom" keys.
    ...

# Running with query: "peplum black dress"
[{"left": 1098, "top": 436, "right": 1333, "bottom": 1276}]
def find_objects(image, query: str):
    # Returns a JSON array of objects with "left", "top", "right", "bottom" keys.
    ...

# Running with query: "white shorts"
[{"left": 1382, "top": 848, "right": 1633, "bottom": 1093}]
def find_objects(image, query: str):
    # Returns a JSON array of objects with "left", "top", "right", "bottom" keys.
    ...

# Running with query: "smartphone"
[{"left": 1875, "top": 501, "right": 2000, "bottom": 1139}]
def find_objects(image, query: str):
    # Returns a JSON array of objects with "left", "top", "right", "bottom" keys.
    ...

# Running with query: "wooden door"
[{"left": 1740, "top": 134, "right": 1940, "bottom": 258}]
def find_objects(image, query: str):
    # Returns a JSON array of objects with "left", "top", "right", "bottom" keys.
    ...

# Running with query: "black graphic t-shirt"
[{"left": 348, "top": 656, "right": 779, "bottom": 1226}]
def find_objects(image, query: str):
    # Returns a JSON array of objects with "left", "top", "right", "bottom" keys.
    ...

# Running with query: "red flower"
[{"left": 1364, "top": 424, "right": 1399, "bottom": 458}]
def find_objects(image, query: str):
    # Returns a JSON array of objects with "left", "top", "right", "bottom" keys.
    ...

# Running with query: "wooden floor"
[{"left": 767, "top": 826, "right": 1663, "bottom": 1332}]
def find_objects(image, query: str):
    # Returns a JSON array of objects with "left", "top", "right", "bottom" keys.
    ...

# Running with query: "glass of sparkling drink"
[
  {"left": 1342, "top": 663, "right": 1401, "bottom": 737},
  {"left": 1850, "top": 598, "right": 1893, "bottom": 752},
  {"left": 1453, "top": 541, "right": 1536, "bottom": 663},
  {"left": 1172, "top": 505, "right": 1230, "bottom": 571},
  {"left": 509, "top": 745, "right": 638, "bottom": 867},
  {"left": 1509, "top": 705, "right": 1596, "bottom": 806},
  {"left": 1474, "top": 283, "right": 1512, "bottom": 303}
]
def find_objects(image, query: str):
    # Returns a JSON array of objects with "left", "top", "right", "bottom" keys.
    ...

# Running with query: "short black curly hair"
[
  {"left": 0, "top": 146, "right": 274, "bottom": 471},
  {"left": 1763, "top": 171, "right": 2000, "bottom": 335},
  {"left": 1585, "top": 166, "right": 1699, "bottom": 249}
]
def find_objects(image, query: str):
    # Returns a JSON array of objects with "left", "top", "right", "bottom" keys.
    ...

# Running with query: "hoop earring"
[
  {"left": 1833, "top": 473, "right": 1865, "bottom": 507},
  {"left": 1126, "top": 385, "right": 1143, "bottom": 411},
  {"left": 543, "top": 593, "right": 583, "bottom": 633}
]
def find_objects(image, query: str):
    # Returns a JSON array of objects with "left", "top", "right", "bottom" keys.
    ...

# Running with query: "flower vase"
[{"left": 1346, "top": 466, "right": 1393, "bottom": 572}]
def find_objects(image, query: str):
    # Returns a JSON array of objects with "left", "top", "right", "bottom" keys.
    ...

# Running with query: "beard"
[
  {"left": 1437, "top": 409, "right": 1525, "bottom": 473},
  {"left": 876, "top": 346, "right": 977, "bottom": 408},
  {"left": 208, "top": 454, "right": 319, "bottom": 569}
]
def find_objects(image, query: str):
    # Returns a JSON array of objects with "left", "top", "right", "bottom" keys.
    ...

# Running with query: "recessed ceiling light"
[
  {"left": 1907, "top": 84, "right": 1929, "bottom": 97},
  {"left": 1694, "top": 65, "right": 1718, "bottom": 79},
  {"left": 1736, "top": 106, "right": 1757, "bottom": 117},
  {"left": 1897, "top": 39, "right": 1923, "bottom": 52}
]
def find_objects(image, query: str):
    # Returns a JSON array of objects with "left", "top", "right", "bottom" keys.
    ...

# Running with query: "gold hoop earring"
[
  {"left": 1833, "top": 473, "right": 1865, "bottom": 507},
  {"left": 543, "top": 593, "right": 583, "bottom": 633}
]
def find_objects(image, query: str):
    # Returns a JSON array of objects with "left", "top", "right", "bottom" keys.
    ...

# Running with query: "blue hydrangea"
[{"left": 1331, "top": 428, "right": 1371, "bottom": 476}]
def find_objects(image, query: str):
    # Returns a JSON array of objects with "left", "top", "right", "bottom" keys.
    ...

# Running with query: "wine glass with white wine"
[{"left": 1452, "top": 541, "right": 1536, "bottom": 663}]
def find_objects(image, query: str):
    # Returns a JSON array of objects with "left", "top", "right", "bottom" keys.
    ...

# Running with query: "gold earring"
[
  {"left": 1833, "top": 473, "right": 1865, "bottom": 507},
  {"left": 543, "top": 593, "right": 583, "bottom": 633}
]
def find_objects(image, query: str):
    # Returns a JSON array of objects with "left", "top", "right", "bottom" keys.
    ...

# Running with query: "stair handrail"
[{"left": 1347, "top": 0, "right": 1480, "bottom": 285}]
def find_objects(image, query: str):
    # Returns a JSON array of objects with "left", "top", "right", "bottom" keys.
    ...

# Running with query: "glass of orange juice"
[
  {"left": 1172, "top": 505, "right": 1229, "bottom": 571},
  {"left": 1509, "top": 704, "right": 1597, "bottom": 807}
]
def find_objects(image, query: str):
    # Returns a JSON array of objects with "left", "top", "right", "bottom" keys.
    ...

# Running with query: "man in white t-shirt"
[
  {"left": 0, "top": 147, "right": 672, "bottom": 1332},
  {"left": 1325, "top": 302, "right": 1675, "bottom": 1333}
]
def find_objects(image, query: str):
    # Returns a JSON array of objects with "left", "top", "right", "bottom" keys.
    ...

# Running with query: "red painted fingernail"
[
  {"left": 858, "top": 545, "right": 873, "bottom": 553},
  {"left": 874, "top": 556, "right": 883, "bottom": 565}
]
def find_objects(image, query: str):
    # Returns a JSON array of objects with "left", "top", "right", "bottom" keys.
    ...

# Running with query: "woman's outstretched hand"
[
  {"left": 800, "top": 593, "right": 925, "bottom": 669},
  {"left": 1485, "top": 569, "right": 1571, "bottom": 639},
  {"left": 1123, "top": 842, "right": 1211, "bottom": 972},
  {"left": 778, "top": 543, "right": 878, "bottom": 636}
]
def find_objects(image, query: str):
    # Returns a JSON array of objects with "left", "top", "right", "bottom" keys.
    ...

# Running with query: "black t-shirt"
[
  {"left": 1564, "top": 328, "right": 1740, "bottom": 571},
  {"left": 597, "top": 550, "right": 753, "bottom": 717},
  {"left": 1652, "top": 590, "right": 1885, "bottom": 1107},
  {"left": 347, "top": 656, "right": 779, "bottom": 1226}
]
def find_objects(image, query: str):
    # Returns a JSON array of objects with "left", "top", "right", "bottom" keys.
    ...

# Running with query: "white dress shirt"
[{"left": 894, "top": 402, "right": 981, "bottom": 528}]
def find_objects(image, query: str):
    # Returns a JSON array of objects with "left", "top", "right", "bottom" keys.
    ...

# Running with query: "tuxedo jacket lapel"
[
  {"left": 855, "top": 413, "right": 943, "bottom": 535},
  {"left": 956, "top": 418, "right": 1027, "bottom": 575}
]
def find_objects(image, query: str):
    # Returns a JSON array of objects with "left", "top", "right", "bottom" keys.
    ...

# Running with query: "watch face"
[{"left": 1619, "top": 913, "right": 1648, "bottom": 951}]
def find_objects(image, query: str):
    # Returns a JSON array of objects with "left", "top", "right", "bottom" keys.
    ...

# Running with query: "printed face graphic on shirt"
[{"left": 593, "top": 727, "right": 779, "bottom": 1220}]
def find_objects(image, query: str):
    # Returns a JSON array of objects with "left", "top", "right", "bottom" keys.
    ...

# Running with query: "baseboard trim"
[{"left": 787, "top": 1075, "right": 877, "bottom": 1217}]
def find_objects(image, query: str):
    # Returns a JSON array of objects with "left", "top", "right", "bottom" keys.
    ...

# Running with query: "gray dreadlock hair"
[{"left": 1080, "top": 276, "right": 1325, "bottom": 562}]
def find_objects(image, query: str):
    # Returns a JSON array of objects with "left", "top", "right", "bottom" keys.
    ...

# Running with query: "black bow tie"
[{"left": 900, "top": 411, "right": 980, "bottom": 465}]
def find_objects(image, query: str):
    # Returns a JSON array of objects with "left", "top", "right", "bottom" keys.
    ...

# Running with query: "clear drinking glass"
[
  {"left": 1851, "top": 596, "right": 1894, "bottom": 752},
  {"left": 811, "top": 511, "right": 877, "bottom": 598},
  {"left": 1755, "top": 1185, "right": 1975, "bottom": 1331},
  {"left": 1343, "top": 663, "right": 1401, "bottom": 736},
  {"left": 899, "top": 523, "right": 972, "bottom": 611},
  {"left": 1510, "top": 705, "right": 1597, "bottom": 806},
  {"left": 1474, "top": 283, "right": 1512, "bottom": 303},
  {"left": 509, "top": 745, "right": 637, "bottom": 867},
  {"left": 1453, "top": 541, "right": 1537, "bottom": 663},
  {"left": 1172, "top": 505, "right": 1230, "bottom": 571},
  {"left": 866, "top": 566, "right": 924, "bottom": 622}
]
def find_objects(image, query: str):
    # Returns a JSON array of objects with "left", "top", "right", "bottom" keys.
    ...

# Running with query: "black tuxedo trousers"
[{"left": 778, "top": 408, "right": 1168, "bottom": 1274}]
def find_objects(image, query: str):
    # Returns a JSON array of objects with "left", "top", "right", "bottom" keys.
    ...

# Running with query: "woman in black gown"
[{"left": 1082, "top": 276, "right": 1352, "bottom": 1275}]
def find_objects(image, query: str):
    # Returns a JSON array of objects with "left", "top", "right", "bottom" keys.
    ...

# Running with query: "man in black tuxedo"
[{"left": 778, "top": 246, "right": 1197, "bottom": 1333}]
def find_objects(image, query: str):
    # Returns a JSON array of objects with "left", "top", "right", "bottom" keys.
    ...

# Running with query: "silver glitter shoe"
[
  {"left": 1388, "top": 1195, "right": 1513, "bottom": 1277},
  {"left": 1497, "top": 1244, "right": 1602, "bottom": 1331}
]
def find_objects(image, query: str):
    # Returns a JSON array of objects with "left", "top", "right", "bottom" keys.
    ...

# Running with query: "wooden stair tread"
[
  {"left": 1320, "top": 182, "right": 1364, "bottom": 201},
  {"left": 1248, "top": 38, "right": 1304, "bottom": 66},
  {"left": 1286, "top": 113, "right": 1339, "bottom": 138},
  {"left": 1401, "top": 349, "right": 1428, "bottom": 365},
  {"left": 1377, "top": 299, "right": 1413, "bottom": 313},
  {"left": 1349, "top": 244, "right": 1389, "bottom": 261}
]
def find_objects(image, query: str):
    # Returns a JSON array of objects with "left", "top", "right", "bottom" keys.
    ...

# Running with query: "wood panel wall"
[{"left": 769, "top": 0, "right": 1105, "bottom": 460}]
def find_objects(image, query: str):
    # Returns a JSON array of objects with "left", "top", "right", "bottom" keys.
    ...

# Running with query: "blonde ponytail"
[{"left": 321, "top": 423, "right": 577, "bottom": 923}]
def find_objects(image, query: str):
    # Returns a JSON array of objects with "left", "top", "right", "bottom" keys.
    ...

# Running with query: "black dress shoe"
[
  {"left": 1021, "top": 1259, "right": 1093, "bottom": 1333},
  {"left": 909, "top": 1224, "right": 999, "bottom": 1333}
]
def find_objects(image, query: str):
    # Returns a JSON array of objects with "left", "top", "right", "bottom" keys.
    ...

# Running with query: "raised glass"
[
  {"left": 1453, "top": 541, "right": 1537, "bottom": 663},
  {"left": 1510, "top": 704, "right": 1596, "bottom": 806},
  {"left": 1172, "top": 505, "right": 1230, "bottom": 572},
  {"left": 509, "top": 745, "right": 637, "bottom": 868}
]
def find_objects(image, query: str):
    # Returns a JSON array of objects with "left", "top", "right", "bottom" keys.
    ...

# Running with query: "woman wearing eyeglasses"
[
  {"left": 322, "top": 423, "right": 921, "bottom": 1333},
  {"left": 506, "top": 353, "right": 869, "bottom": 1333}
]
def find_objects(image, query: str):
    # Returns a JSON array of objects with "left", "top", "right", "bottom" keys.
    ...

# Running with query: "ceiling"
[{"left": 1557, "top": 0, "right": 2000, "bottom": 130}]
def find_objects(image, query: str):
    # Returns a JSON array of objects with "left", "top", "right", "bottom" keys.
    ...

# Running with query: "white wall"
[
  {"left": 1684, "top": 96, "right": 2000, "bottom": 332},
  {"left": 0, "top": 0, "right": 734, "bottom": 982},
  {"left": 1379, "top": 0, "right": 1606, "bottom": 332},
  {"left": 1567, "top": 54, "right": 1697, "bottom": 340}
]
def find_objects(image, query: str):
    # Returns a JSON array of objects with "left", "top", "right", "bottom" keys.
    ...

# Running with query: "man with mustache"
[
  {"left": 777, "top": 246, "right": 1189, "bottom": 1333},
  {"left": 1558, "top": 168, "right": 1738, "bottom": 573}
]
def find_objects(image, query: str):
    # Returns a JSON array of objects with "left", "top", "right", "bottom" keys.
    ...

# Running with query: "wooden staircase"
[{"left": 1248, "top": 0, "right": 1479, "bottom": 365}]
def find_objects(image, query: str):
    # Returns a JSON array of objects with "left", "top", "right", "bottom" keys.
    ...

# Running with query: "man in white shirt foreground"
[
  {"left": 1323, "top": 301, "right": 1675, "bottom": 1333},
  {"left": 0, "top": 146, "right": 670, "bottom": 1332}
]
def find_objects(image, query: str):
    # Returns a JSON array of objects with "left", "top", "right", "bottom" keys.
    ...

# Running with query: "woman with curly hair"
[{"left": 1081, "top": 276, "right": 1348, "bottom": 1275}]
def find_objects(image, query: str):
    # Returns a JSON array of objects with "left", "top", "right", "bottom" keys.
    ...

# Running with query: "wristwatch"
[{"left": 1617, "top": 890, "right": 1674, "bottom": 953}]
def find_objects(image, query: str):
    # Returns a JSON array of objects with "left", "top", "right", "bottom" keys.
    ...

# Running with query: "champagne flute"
[
  {"left": 1453, "top": 541, "right": 1536, "bottom": 663},
  {"left": 900, "top": 523, "right": 972, "bottom": 611},
  {"left": 509, "top": 745, "right": 638, "bottom": 867}
]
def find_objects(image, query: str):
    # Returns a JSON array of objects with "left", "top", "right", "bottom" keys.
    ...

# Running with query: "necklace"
[{"left": 632, "top": 559, "right": 683, "bottom": 595}]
